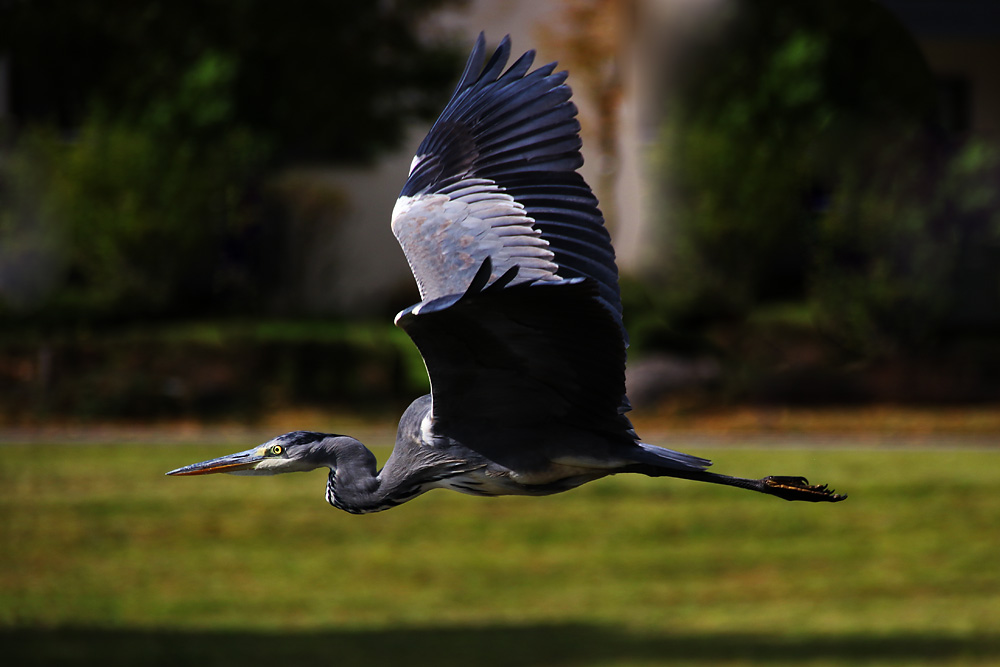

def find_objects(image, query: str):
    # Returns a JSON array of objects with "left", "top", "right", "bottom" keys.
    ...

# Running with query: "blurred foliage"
[
  {"left": 0, "top": 0, "right": 463, "bottom": 322},
  {"left": 4, "top": 80, "right": 269, "bottom": 319},
  {"left": 814, "top": 135, "right": 1000, "bottom": 355},
  {"left": 649, "top": 0, "right": 1000, "bottom": 363},
  {"left": 0, "top": 320, "right": 428, "bottom": 421},
  {"left": 0, "top": 0, "right": 464, "bottom": 161}
]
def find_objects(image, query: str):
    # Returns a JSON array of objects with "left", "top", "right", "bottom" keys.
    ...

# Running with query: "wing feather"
[{"left": 393, "top": 34, "right": 623, "bottom": 336}]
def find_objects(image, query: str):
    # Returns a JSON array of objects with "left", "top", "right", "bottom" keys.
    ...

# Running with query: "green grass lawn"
[{"left": 1, "top": 440, "right": 998, "bottom": 666}]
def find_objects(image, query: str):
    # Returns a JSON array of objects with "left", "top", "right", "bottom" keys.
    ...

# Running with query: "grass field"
[{"left": 1, "top": 438, "right": 998, "bottom": 666}]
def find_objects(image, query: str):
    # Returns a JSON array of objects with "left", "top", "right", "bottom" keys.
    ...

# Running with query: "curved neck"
[
  {"left": 322, "top": 436, "right": 438, "bottom": 514},
  {"left": 322, "top": 440, "right": 387, "bottom": 514},
  {"left": 321, "top": 400, "right": 445, "bottom": 514}
]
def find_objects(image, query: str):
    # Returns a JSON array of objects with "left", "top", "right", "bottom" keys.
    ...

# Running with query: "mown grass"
[{"left": 1, "top": 441, "right": 998, "bottom": 665}]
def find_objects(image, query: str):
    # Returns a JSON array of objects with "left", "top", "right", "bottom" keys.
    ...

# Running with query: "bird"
[{"left": 167, "top": 34, "right": 846, "bottom": 513}]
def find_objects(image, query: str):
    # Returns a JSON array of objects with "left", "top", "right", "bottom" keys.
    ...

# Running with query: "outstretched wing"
[{"left": 392, "top": 33, "right": 623, "bottom": 337}]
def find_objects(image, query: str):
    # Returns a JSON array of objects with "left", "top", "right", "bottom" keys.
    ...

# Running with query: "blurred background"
[
  {"left": 2, "top": 2, "right": 1000, "bottom": 665},
  {"left": 1, "top": 0, "right": 999, "bottom": 421}
]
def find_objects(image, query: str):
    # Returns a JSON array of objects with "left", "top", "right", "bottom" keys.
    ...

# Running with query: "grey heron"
[{"left": 167, "top": 34, "right": 846, "bottom": 513}]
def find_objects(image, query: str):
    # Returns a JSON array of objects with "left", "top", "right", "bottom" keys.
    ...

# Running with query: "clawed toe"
[{"left": 762, "top": 475, "right": 847, "bottom": 503}]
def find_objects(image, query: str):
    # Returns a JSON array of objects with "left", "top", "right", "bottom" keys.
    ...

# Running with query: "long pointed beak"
[{"left": 166, "top": 447, "right": 265, "bottom": 476}]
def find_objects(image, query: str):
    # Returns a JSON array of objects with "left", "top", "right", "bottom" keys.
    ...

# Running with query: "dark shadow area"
[{"left": 2, "top": 625, "right": 997, "bottom": 666}]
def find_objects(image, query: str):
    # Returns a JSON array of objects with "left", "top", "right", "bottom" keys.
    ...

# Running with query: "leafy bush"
[
  {"left": 1, "top": 53, "right": 269, "bottom": 320},
  {"left": 813, "top": 137, "right": 1000, "bottom": 355},
  {"left": 648, "top": 0, "right": 1000, "bottom": 361},
  {"left": 654, "top": 30, "right": 837, "bottom": 323},
  {"left": 0, "top": 1, "right": 464, "bottom": 323},
  {"left": 0, "top": 320, "right": 427, "bottom": 420}
]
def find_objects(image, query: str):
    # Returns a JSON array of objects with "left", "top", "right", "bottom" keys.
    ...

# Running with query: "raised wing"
[{"left": 392, "top": 33, "right": 623, "bottom": 336}]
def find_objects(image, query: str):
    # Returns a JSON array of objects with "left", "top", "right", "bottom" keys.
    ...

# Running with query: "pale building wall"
[{"left": 615, "top": 0, "right": 732, "bottom": 272}]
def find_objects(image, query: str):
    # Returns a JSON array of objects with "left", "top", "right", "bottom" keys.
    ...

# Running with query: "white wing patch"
[{"left": 391, "top": 178, "right": 560, "bottom": 300}]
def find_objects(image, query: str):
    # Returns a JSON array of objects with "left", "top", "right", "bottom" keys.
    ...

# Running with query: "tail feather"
[{"left": 632, "top": 443, "right": 712, "bottom": 473}]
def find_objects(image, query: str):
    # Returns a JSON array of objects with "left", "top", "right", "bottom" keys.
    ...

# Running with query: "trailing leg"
[{"left": 637, "top": 466, "right": 847, "bottom": 502}]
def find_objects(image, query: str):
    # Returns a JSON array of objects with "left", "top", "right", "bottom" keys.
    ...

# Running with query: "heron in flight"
[{"left": 167, "top": 35, "right": 846, "bottom": 513}]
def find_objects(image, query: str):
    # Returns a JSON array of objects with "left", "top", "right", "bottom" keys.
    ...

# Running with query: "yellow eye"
[{"left": 269, "top": 445, "right": 283, "bottom": 456}]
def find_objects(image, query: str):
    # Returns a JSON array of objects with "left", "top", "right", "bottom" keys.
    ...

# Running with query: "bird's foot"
[{"left": 761, "top": 476, "right": 847, "bottom": 503}]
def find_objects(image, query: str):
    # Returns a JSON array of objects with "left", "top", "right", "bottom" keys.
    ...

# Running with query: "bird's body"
[{"left": 168, "top": 35, "right": 846, "bottom": 509}]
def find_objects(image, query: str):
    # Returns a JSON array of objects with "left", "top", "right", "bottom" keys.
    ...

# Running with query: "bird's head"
[{"left": 166, "top": 431, "right": 350, "bottom": 477}]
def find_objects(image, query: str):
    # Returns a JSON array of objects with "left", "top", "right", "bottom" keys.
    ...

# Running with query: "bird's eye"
[{"left": 269, "top": 445, "right": 283, "bottom": 456}]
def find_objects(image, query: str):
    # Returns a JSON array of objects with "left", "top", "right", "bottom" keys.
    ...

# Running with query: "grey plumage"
[{"left": 167, "top": 34, "right": 846, "bottom": 512}]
